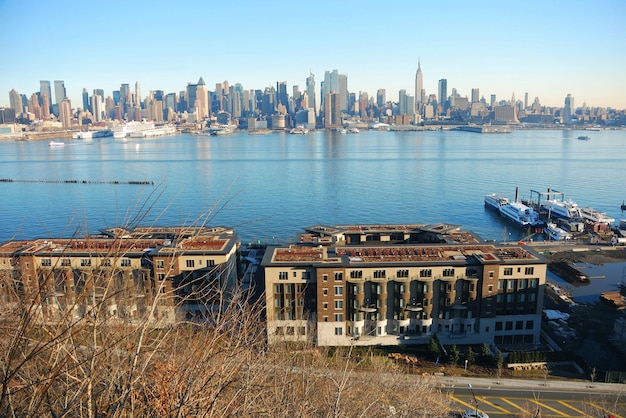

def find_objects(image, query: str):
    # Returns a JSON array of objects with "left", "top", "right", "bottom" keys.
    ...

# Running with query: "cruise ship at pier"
[{"left": 114, "top": 121, "right": 176, "bottom": 138}]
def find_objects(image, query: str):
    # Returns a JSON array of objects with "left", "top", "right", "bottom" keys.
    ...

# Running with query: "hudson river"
[{"left": 1, "top": 128, "right": 625, "bottom": 245}]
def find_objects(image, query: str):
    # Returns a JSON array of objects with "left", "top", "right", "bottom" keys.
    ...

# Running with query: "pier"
[{"left": 0, "top": 178, "right": 154, "bottom": 186}]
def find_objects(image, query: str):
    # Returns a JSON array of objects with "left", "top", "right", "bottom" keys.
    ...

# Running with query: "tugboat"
[{"left": 621, "top": 200, "right": 626, "bottom": 211}]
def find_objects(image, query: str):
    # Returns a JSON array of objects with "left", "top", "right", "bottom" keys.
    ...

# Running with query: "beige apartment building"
[
  {"left": 0, "top": 226, "right": 240, "bottom": 326},
  {"left": 263, "top": 224, "right": 546, "bottom": 347}
]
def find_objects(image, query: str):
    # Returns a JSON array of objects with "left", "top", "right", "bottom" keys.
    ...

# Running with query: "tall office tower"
[
  {"left": 415, "top": 59, "right": 423, "bottom": 110},
  {"left": 135, "top": 81, "right": 141, "bottom": 108},
  {"left": 40, "top": 81, "right": 52, "bottom": 111},
  {"left": 471, "top": 88, "right": 480, "bottom": 103},
  {"left": 524, "top": 92, "right": 528, "bottom": 110},
  {"left": 54, "top": 80, "right": 66, "bottom": 106},
  {"left": 277, "top": 81, "right": 288, "bottom": 112},
  {"left": 338, "top": 74, "right": 348, "bottom": 112},
  {"left": 152, "top": 90, "right": 164, "bottom": 102},
  {"left": 82, "top": 88, "right": 90, "bottom": 112},
  {"left": 28, "top": 93, "right": 41, "bottom": 118},
  {"left": 306, "top": 72, "right": 316, "bottom": 114},
  {"left": 40, "top": 93, "right": 50, "bottom": 118},
  {"left": 261, "top": 86, "right": 276, "bottom": 116},
  {"left": 196, "top": 77, "right": 209, "bottom": 119},
  {"left": 105, "top": 96, "right": 115, "bottom": 118},
  {"left": 9, "top": 89, "right": 22, "bottom": 115},
  {"left": 164, "top": 93, "right": 177, "bottom": 112},
  {"left": 322, "top": 70, "right": 339, "bottom": 109},
  {"left": 563, "top": 94, "right": 574, "bottom": 124},
  {"left": 437, "top": 79, "right": 447, "bottom": 112},
  {"left": 376, "top": 89, "right": 386, "bottom": 107},
  {"left": 231, "top": 90, "right": 242, "bottom": 118},
  {"left": 92, "top": 93, "right": 103, "bottom": 122},
  {"left": 59, "top": 98, "right": 72, "bottom": 128},
  {"left": 398, "top": 89, "right": 407, "bottom": 114},
  {"left": 490, "top": 94, "right": 496, "bottom": 107},
  {"left": 293, "top": 85, "right": 300, "bottom": 100},
  {"left": 186, "top": 81, "right": 199, "bottom": 113},
  {"left": 120, "top": 84, "right": 131, "bottom": 107}
]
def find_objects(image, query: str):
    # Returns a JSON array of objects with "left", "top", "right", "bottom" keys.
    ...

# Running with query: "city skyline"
[{"left": 1, "top": 0, "right": 625, "bottom": 110}]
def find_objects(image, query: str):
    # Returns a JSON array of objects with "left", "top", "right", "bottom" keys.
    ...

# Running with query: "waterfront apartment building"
[
  {"left": 263, "top": 224, "right": 546, "bottom": 347},
  {"left": 0, "top": 226, "right": 240, "bottom": 326}
]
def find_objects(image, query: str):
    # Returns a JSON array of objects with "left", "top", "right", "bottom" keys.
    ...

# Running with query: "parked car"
[{"left": 462, "top": 410, "right": 489, "bottom": 418}]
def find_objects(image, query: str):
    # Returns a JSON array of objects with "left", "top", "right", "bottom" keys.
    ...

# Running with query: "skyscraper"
[
  {"left": 306, "top": 72, "right": 316, "bottom": 114},
  {"left": 54, "top": 80, "right": 66, "bottom": 106},
  {"left": 9, "top": 89, "right": 22, "bottom": 115},
  {"left": 415, "top": 59, "right": 423, "bottom": 111},
  {"left": 196, "top": 77, "right": 209, "bottom": 119},
  {"left": 437, "top": 79, "right": 447, "bottom": 113},
  {"left": 59, "top": 98, "right": 72, "bottom": 128},
  {"left": 135, "top": 81, "right": 141, "bottom": 108},
  {"left": 471, "top": 88, "right": 480, "bottom": 103},
  {"left": 338, "top": 74, "right": 348, "bottom": 112},
  {"left": 40, "top": 81, "right": 52, "bottom": 112},
  {"left": 563, "top": 94, "right": 574, "bottom": 124},
  {"left": 376, "top": 89, "right": 386, "bottom": 108},
  {"left": 82, "top": 88, "right": 90, "bottom": 112}
]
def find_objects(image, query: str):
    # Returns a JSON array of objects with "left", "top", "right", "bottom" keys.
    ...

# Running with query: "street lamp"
[
  {"left": 468, "top": 383, "right": 478, "bottom": 417},
  {"left": 464, "top": 359, "right": 468, "bottom": 371}
]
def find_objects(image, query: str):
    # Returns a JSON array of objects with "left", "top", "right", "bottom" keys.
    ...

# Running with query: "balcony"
[{"left": 403, "top": 303, "right": 423, "bottom": 312}]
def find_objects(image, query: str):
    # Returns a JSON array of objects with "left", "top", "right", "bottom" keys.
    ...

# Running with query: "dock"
[
  {"left": 548, "top": 262, "right": 590, "bottom": 284},
  {"left": 0, "top": 178, "right": 154, "bottom": 186}
]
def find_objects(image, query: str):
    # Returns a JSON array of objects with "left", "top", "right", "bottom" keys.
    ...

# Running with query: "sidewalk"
[{"left": 439, "top": 375, "right": 626, "bottom": 394}]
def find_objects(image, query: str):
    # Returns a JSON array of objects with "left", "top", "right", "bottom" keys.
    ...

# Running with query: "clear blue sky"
[{"left": 1, "top": 0, "right": 625, "bottom": 109}]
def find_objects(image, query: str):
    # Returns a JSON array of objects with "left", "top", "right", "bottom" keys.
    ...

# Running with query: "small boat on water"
[
  {"left": 290, "top": 125, "right": 309, "bottom": 134},
  {"left": 49, "top": 141, "right": 64, "bottom": 147},
  {"left": 577, "top": 135, "right": 590, "bottom": 140},
  {"left": 621, "top": 200, "right": 626, "bottom": 211}
]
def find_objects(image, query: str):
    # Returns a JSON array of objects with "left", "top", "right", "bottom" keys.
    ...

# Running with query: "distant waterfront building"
[
  {"left": 196, "top": 77, "right": 209, "bottom": 119},
  {"left": 59, "top": 98, "right": 72, "bottom": 128},
  {"left": 490, "top": 94, "right": 496, "bottom": 108},
  {"left": 438, "top": 79, "right": 447, "bottom": 113},
  {"left": 263, "top": 224, "right": 546, "bottom": 347},
  {"left": 338, "top": 73, "right": 348, "bottom": 112},
  {"left": 493, "top": 105, "right": 516, "bottom": 123},
  {"left": 82, "top": 88, "right": 90, "bottom": 112},
  {"left": 135, "top": 81, "right": 141, "bottom": 108}
]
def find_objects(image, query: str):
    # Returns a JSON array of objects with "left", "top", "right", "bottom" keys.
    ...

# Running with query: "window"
[
  {"left": 157, "top": 273, "right": 165, "bottom": 281},
  {"left": 399, "top": 284, "right": 405, "bottom": 294},
  {"left": 373, "top": 270, "right": 386, "bottom": 279},
  {"left": 334, "top": 286, "right": 343, "bottom": 295},
  {"left": 121, "top": 259, "right": 131, "bottom": 267},
  {"left": 420, "top": 269, "right": 432, "bottom": 278},
  {"left": 352, "top": 284, "right": 359, "bottom": 295},
  {"left": 186, "top": 259, "right": 195, "bottom": 268},
  {"left": 505, "top": 321, "right": 513, "bottom": 331},
  {"left": 334, "top": 300, "right": 343, "bottom": 309},
  {"left": 81, "top": 259, "right": 91, "bottom": 267},
  {"left": 298, "top": 326, "right": 306, "bottom": 336},
  {"left": 157, "top": 260, "right": 164, "bottom": 268},
  {"left": 495, "top": 322, "right": 503, "bottom": 331},
  {"left": 530, "top": 279, "right": 538, "bottom": 288},
  {"left": 323, "top": 302, "right": 328, "bottom": 310},
  {"left": 279, "top": 272, "right": 288, "bottom": 280},
  {"left": 41, "top": 259, "right": 51, "bottom": 266},
  {"left": 334, "top": 327, "right": 343, "bottom": 336},
  {"left": 104, "top": 259, "right": 111, "bottom": 267},
  {"left": 350, "top": 270, "right": 363, "bottom": 279},
  {"left": 334, "top": 313, "right": 343, "bottom": 322},
  {"left": 525, "top": 267, "right": 534, "bottom": 275},
  {"left": 275, "top": 327, "right": 284, "bottom": 335},
  {"left": 293, "top": 271, "right": 297, "bottom": 277},
  {"left": 508, "top": 280, "right": 515, "bottom": 290},
  {"left": 504, "top": 268, "right": 513, "bottom": 276},
  {"left": 323, "top": 274, "right": 328, "bottom": 282},
  {"left": 207, "top": 259, "right": 215, "bottom": 267},
  {"left": 323, "top": 288, "right": 328, "bottom": 296},
  {"left": 498, "top": 280, "right": 505, "bottom": 290},
  {"left": 397, "top": 269, "right": 409, "bottom": 278},
  {"left": 274, "top": 284, "right": 282, "bottom": 294},
  {"left": 526, "top": 320, "right": 534, "bottom": 330},
  {"left": 516, "top": 321, "right": 524, "bottom": 330},
  {"left": 489, "top": 271, "right": 494, "bottom": 278},
  {"left": 443, "top": 268, "right": 455, "bottom": 277},
  {"left": 334, "top": 272, "right": 343, "bottom": 281},
  {"left": 520, "top": 279, "right": 528, "bottom": 289},
  {"left": 488, "top": 284, "right": 493, "bottom": 292},
  {"left": 61, "top": 258, "right": 71, "bottom": 266}
]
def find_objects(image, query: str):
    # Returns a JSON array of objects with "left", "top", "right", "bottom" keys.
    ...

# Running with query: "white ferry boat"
[
  {"left": 484, "top": 193, "right": 509, "bottom": 211},
  {"left": 289, "top": 125, "right": 309, "bottom": 134},
  {"left": 580, "top": 207, "right": 615, "bottom": 225},
  {"left": 49, "top": 141, "right": 65, "bottom": 147},
  {"left": 128, "top": 125, "right": 176, "bottom": 138},
  {"left": 545, "top": 222, "right": 572, "bottom": 241},
  {"left": 114, "top": 121, "right": 165, "bottom": 138},
  {"left": 499, "top": 201, "right": 541, "bottom": 227},
  {"left": 540, "top": 198, "right": 582, "bottom": 220},
  {"left": 72, "top": 129, "right": 113, "bottom": 139}
]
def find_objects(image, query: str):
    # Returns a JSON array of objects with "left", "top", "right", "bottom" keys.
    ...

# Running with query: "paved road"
[{"left": 441, "top": 376, "right": 626, "bottom": 417}]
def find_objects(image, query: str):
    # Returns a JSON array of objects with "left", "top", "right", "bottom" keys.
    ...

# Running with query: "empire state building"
[{"left": 415, "top": 59, "right": 423, "bottom": 112}]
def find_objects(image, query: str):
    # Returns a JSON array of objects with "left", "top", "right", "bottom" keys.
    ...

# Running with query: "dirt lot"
[{"left": 542, "top": 246, "right": 626, "bottom": 264}]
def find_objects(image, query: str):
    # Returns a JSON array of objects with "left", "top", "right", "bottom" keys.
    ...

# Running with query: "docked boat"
[
  {"left": 545, "top": 222, "right": 572, "bottom": 241},
  {"left": 540, "top": 198, "right": 582, "bottom": 220},
  {"left": 347, "top": 127, "right": 360, "bottom": 134},
  {"left": 580, "top": 207, "right": 615, "bottom": 225},
  {"left": 499, "top": 201, "right": 541, "bottom": 227},
  {"left": 621, "top": 200, "right": 626, "bottom": 211},
  {"left": 484, "top": 193, "right": 509, "bottom": 211},
  {"left": 289, "top": 125, "right": 309, "bottom": 134},
  {"left": 128, "top": 125, "right": 176, "bottom": 138},
  {"left": 204, "top": 124, "right": 236, "bottom": 136},
  {"left": 72, "top": 129, "right": 113, "bottom": 139},
  {"left": 49, "top": 141, "right": 65, "bottom": 147}
]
